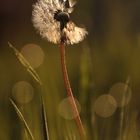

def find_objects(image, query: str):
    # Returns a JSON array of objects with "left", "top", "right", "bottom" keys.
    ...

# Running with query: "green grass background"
[{"left": 0, "top": 0, "right": 140, "bottom": 140}]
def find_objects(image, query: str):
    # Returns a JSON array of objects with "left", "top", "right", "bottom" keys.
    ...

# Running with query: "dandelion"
[
  {"left": 32, "top": 0, "right": 87, "bottom": 138},
  {"left": 32, "top": 0, "right": 87, "bottom": 44}
]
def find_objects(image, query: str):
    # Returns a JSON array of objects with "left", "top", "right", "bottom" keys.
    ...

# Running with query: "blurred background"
[{"left": 0, "top": 0, "right": 140, "bottom": 140}]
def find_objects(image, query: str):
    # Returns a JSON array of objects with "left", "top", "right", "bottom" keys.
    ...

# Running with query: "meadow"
[{"left": 0, "top": 0, "right": 140, "bottom": 140}]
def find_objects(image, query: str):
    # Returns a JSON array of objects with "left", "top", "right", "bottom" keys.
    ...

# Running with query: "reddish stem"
[{"left": 59, "top": 42, "right": 85, "bottom": 138}]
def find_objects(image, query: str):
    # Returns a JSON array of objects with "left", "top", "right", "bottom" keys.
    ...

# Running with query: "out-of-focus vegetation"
[{"left": 0, "top": 0, "right": 140, "bottom": 140}]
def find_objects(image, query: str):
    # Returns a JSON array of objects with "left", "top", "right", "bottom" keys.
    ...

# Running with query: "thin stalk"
[
  {"left": 119, "top": 77, "right": 130, "bottom": 140},
  {"left": 8, "top": 42, "right": 50, "bottom": 140},
  {"left": 10, "top": 99, "right": 35, "bottom": 140},
  {"left": 59, "top": 42, "right": 85, "bottom": 138},
  {"left": 41, "top": 94, "right": 50, "bottom": 140}
]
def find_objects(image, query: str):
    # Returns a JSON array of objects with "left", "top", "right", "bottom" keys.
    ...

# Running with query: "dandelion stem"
[{"left": 59, "top": 42, "right": 85, "bottom": 138}]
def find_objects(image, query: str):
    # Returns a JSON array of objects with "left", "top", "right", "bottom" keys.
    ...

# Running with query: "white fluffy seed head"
[
  {"left": 32, "top": 0, "right": 88, "bottom": 45},
  {"left": 63, "top": 22, "right": 88, "bottom": 45}
]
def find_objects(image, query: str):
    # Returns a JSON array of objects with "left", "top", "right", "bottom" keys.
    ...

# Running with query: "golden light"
[
  {"left": 93, "top": 94, "right": 117, "bottom": 118},
  {"left": 12, "top": 81, "right": 34, "bottom": 104},
  {"left": 21, "top": 43, "right": 45, "bottom": 68},
  {"left": 109, "top": 82, "right": 132, "bottom": 107},
  {"left": 58, "top": 97, "right": 81, "bottom": 120}
]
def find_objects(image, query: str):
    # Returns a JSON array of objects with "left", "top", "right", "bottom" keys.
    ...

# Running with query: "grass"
[
  {"left": 10, "top": 98, "right": 35, "bottom": 140},
  {"left": 5, "top": 41, "right": 140, "bottom": 140},
  {"left": 8, "top": 42, "right": 50, "bottom": 140}
]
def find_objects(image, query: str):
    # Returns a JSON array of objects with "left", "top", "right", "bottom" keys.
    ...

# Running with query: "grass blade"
[
  {"left": 10, "top": 98, "right": 35, "bottom": 140},
  {"left": 8, "top": 42, "right": 50, "bottom": 140},
  {"left": 41, "top": 95, "right": 50, "bottom": 140},
  {"left": 8, "top": 42, "right": 42, "bottom": 85},
  {"left": 118, "top": 76, "right": 131, "bottom": 140}
]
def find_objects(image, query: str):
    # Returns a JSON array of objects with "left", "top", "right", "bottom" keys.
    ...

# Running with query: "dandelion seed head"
[
  {"left": 32, "top": 0, "right": 88, "bottom": 45},
  {"left": 64, "top": 22, "right": 88, "bottom": 44}
]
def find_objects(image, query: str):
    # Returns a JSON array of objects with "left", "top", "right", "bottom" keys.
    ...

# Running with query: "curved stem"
[{"left": 59, "top": 42, "right": 85, "bottom": 138}]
